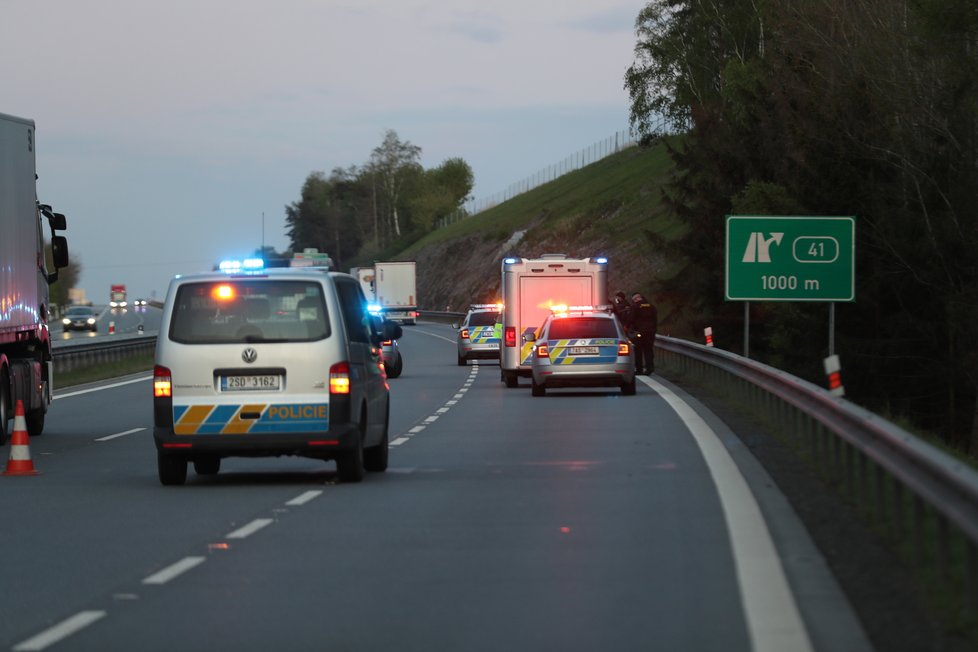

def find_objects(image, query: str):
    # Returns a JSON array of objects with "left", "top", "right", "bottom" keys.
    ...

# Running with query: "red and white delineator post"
[
  {"left": 704, "top": 327, "right": 714, "bottom": 347},
  {"left": 823, "top": 354, "right": 845, "bottom": 397}
]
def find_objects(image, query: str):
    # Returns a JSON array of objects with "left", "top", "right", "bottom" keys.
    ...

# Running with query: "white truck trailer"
[
  {"left": 0, "top": 112, "right": 70, "bottom": 442},
  {"left": 499, "top": 254, "right": 609, "bottom": 387},
  {"left": 374, "top": 261, "right": 417, "bottom": 325},
  {"left": 350, "top": 267, "right": 376, "bottom": 303}
]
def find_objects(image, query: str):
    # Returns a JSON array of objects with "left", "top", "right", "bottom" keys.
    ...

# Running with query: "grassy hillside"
[{"left": 401, "top": 138, "right": 687, "bottom": 319}]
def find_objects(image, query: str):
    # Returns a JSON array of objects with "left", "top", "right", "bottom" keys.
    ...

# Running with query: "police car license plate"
[
  {"left": 221, "top": 375, "right": 281, "bottom": 391},
  {"left": 569, "top": 346, "right": 599, "bottom": 355}
]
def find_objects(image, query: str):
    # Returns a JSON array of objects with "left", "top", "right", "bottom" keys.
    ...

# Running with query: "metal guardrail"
[
  {"left": 655, "top": 334, "right": 978, "bottom": 613},
  {"left": 51, "top": 333, "right": 156, "bottom": 375}
]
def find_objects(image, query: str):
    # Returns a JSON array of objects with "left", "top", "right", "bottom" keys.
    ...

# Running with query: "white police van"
[{"left": 152, "top": 262, "right": 401, "bottom": 485}]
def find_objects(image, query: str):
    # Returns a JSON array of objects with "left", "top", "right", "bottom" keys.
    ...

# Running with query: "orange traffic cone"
[{"left": 3, "top": 400, "right": 39, "bottom": 476}]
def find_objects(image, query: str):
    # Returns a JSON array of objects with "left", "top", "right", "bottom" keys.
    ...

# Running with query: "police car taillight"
[
  {"left": 504, "top": 327, "right": 516, "bottom": 347},
  {"left": 618, "top": 341, "right": 631, "bottom": 356},
  {"left": 329, "top": 361, "right": 351, "bottom": 394},
  {"left": 153, "top": 365, "right": 172, "bottom": 398},
  {"left": 536, "top": 343, "right": 549, "bottom": 358},
  {"left": 460, "top": 328, "right": 470, "bottom": 340}
]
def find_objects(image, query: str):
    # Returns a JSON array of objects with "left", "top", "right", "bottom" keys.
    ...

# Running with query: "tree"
[
  {"left": 407, "top": 158, "right": 474, "bottom": 232},
  {"left": 285, "top": 168, "right": 369, "bottom": 271},
  {"left": 44, "top": 243, "right": 79, "bottom": 307},
  {"left": 370, "top": 130, "right": 422, "bottom": 241}
]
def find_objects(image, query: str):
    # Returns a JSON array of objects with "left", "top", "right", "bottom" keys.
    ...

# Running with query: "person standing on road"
[
  {"left": 629, "top": 292, "right": 658, "bottom": 374},
  {"left": 611, "top": 291, "right": 632, "bottom": 329}
]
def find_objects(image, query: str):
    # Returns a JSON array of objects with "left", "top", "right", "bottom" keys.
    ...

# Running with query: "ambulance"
[{"left": 499, "top": 254, "right": 609, "bottom": 387}]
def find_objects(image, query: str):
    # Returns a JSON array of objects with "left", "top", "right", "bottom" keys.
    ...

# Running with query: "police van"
[
  {"left": 152, "top": 263, "right": 401, "bottom": 485},
  {"left": 499, "top": 254, "right": 609, "bottom": 387}
]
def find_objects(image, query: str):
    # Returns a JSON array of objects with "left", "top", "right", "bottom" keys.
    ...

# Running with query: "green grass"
[
  {"left": 56, "top": 352, "right": 154, "bottom": 389},
  {"left": 401, "top": 139, "right": 681, "bottom": 257}
]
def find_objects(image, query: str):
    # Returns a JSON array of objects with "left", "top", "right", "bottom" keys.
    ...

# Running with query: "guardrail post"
[
  {"left": 967, "top": 541, "right": 978, "bottom": 612},
  {"left": 937, "top": 514, "right": 951, "bottom": 581}
]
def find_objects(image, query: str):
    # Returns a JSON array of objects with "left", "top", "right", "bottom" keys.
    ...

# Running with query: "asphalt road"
[{"left": 0, "top": 322, "right": 873, "bottom": 651}]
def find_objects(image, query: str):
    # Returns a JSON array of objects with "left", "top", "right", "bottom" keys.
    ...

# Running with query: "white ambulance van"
[{"left": 499, "top": 254, "right": 609, "bottom": 387}]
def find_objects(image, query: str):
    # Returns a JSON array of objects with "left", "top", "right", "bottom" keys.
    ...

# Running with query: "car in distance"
[
  {"left": 456, "top": 303, "right": 502, "bottom": 365},
  {"left": 62, "top": 305, "right": 98, "bottom": 332},
  {"left": 152, "top": 265, "right": 400, "bottom": 485},
  {"left": 526, "top": 306, "right": 636, "bottom": 396},
  {"left": 369, "top": 311, "right": 403, "bottom": 378}
]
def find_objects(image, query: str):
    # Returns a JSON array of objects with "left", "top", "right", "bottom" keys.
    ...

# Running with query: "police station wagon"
[
  {"left": 526, "top": 306, "right": 636, "bottom": 396},
  {"left": 152, "top": 265, "right": 401, "bottom": 485},
  {"left": 455, "top": 304, "right": 502, "bottom": 365}
]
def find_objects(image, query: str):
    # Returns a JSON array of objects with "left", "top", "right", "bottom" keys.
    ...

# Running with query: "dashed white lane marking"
[
  {"left": 12, "top": 611, "right": 107, "bottom": 651},
  {"left": 285, "top": 490, "right": 322, "bottom": 506},
  {"left": 142, "top": 556, "right": 206, "bottom": 585},
  {"left": 95, "top": 427, "right": 146, "bottom": 442},
  {"left": 639, "top": 375, "right": 813, "bottom": 652},
  {"left": 394, "top": 355, "right": 479, "bottom": 446},
  {"left": 226, "top": 518, "right": 274, "bottom": 540}
]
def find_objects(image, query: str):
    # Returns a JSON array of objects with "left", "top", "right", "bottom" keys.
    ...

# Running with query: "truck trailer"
[
  {"left": 374, "top": 261, "right": 417, "bottom": 325},
  {"left": 499, "top": 254, "right": 609, "bottom": 388},
  {"left": 0, "top": 112, "right": 70, "bottom": 442}
]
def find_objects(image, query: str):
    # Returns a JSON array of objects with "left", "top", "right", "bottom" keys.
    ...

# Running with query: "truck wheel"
[
  {"left": 158, "top": 452, "right": 188, "bottom": 486},
  {"left": 26, "top": 378, "right": 47, "bottom": 437},
  {"left": 0, "top": 369, "right": 9, "bottom": 446}
]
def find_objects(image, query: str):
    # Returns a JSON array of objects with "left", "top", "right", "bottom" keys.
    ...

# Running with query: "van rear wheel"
[
  {"left": 337, "top": 419, "right": 366, "bottom": 483},
  {"left": 158, "top": 452, "right": 188, "bottom": 486}
]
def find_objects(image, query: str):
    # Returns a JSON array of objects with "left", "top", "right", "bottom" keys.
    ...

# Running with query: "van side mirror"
[{"left": 51, "top": 235, "right": 69, "bottom": 269}]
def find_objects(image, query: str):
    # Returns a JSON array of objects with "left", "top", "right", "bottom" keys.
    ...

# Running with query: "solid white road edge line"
[
  {"left": 639, "top": 375, "right": 814, "bottom": 652},
  {"left": 12, "top": 610, "right": 107, "bottom": 652},
  {"left": 226, "top": 518, "right": 274, "bottom": 540},
  {"left": 142, "top": 556, "right": 206, "bottom": 585},
  {"left": 54, "top": 375, "right": 151, "bottom": 399}
]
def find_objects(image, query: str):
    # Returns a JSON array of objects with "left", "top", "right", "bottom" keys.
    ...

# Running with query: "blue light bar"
[
  {"left": 594, "top": 257, "right": 608, "bottom": 264},
  {"left": 503, "top": 257, "right": 518, "bottom": 265}
]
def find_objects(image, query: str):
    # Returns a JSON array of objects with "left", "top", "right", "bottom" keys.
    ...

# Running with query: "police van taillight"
[
  {"left": 460, "top": 328, "right": 470, "bottom": 340},
  {"left": 329, "top": 361, "right": 351, "bottom": 394},
  {"left": 536, "top": 343, "right": 549, "bottom": 358},
  {"left": 153, "top": 365, "right": 172, "bottom": 398},
  {"left": 618, "top": 341, "right": 631, "bottom": 356},
  {"left": 504, "top": 327, "right": 516, "bottom": 347}
]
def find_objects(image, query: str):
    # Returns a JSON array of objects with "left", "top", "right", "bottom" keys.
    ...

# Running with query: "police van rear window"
[
  {"left": 169, "top": 280, "right": 330, "bottom": 344},
  {"left": 467, "top": 311, "right": 500, "bottom": 327},
  {"left": 547, "top": 317, "right": 618, "bottom": 340}
]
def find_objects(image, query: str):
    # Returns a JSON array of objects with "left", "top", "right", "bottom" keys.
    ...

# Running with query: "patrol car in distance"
[
  {"left": 526, "top": 305, "right": 636, "bottom": 396},
  {"left": 455, "top": 303, "right": 502, "bottom": 365},
  {"left": 152, "top": 262, "right": 401, "bottom": 485},
  {"left": 368, "top": 304, "right": 403, "bottom": 378}
]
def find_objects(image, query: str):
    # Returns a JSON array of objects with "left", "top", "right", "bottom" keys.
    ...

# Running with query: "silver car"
[
  {"left": 526, "top": 307, "right": 636, "bottom": 396},
  {"left": 152, "top": 267, "right": 400, "bottom": 485},
  {"left": 456, "top": 305, "right": 502, "bottom": 365}
]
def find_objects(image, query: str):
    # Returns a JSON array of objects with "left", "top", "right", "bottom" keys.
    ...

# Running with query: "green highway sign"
[{"left": 725, "top": 216, "right": 855, "bottom": 301}]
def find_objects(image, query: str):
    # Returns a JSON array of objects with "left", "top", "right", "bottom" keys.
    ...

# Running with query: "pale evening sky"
[{"left": 2, "top": 0, "right": 644, "bottom": 301}]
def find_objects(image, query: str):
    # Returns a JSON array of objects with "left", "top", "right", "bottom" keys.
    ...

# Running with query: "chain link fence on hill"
[{"left": 436, "top": 118, "right": 672, "bottom": 229}]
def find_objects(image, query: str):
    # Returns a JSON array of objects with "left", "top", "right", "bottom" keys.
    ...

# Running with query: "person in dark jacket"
[
  {"left": 611, "top": 291, "right": 632, "bottom": 328},
  {"left": 629, "top": 292, "right": 658, "bottom": 374}
]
